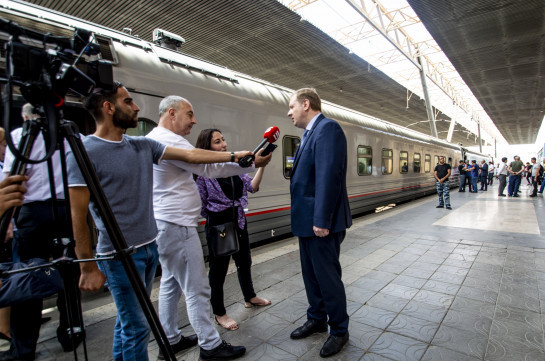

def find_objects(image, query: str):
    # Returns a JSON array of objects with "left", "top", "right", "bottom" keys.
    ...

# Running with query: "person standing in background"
[
  {"left": 465, "top": 160, "right": 473, "bottom": 192},
  {"left": 479, "top": 160, "right": 488, "bottom": 191},
  {"left": 470, "top": 160, "right": 479, "bottom": 193},
  {"left": 487, "top": 162, "right": 495, "bottom": 185},
  {"left": 497, "top": 157, "right": 508, "bottom": 197},
  {"left": 434, "top": 156, "right": 452, "bottom": 209},
  {"left": 539, "top": 159, "right": 545, "bottom": 194},
  {"left": 507, "top": 156, "right": 524, "bottom": 197},
  {"left": 529, "top": 157, "right": 542, "bottom": 197},
  {"left": 458, "top": 160, "right": 466, "bottom": 192}
]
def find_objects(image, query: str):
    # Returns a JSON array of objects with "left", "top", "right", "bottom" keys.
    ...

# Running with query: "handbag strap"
[{"left": 230, "top": 176, "right": 236, "bottom": 223}]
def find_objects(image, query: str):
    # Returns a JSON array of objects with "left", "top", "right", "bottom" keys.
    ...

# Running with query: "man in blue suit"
[{"left": 287, "top": 88, "right": 351, "bottom": 358}]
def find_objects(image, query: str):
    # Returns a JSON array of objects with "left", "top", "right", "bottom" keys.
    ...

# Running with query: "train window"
[
  {"left": 399, "top": 151, "right": 408, "bottom": 173},
  {"left": 125, "top": 118, "right": 156, "bottom": 136},
  {"left": 357, "top": 146, "right": 372, "bottom": 175},
  {"left": 448, "top": 157, "right": 452, "bottom": 165},
  {"left": 283, "top": 136, "right": 300, "bottom": 179},
  {"left": 382, "top": 149, "right": 393, "bottom": 174},
  {"left": 434, "top": 155, "right": 439, "bottom": 166},
  {"left": 414, "top": 153, "right": 421, "bottom": 173},
  {"left": 425, "top": 154, "right": 431, "bottom": 172}
]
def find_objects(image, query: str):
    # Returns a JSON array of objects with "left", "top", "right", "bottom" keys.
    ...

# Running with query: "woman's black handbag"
[
  {"left": 208, "top": 176, "right": 240, "bottom": 257},
  {"left": 209, "top": 221, "right": 239, "bottom": 257}
]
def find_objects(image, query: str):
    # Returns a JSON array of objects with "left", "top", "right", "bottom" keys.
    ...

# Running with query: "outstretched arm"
[{"left": 162, "top": 147, "right": 251, "bottom": 164}]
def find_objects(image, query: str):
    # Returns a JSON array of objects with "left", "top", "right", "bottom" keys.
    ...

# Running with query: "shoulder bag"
[{"left": 208, "top": 177, "right": 240, "bottom": 257}]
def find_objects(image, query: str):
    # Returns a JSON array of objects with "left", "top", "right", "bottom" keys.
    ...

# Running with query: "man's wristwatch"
[{"left": 230, "top": 151, "right": 235, "bottom": 162}]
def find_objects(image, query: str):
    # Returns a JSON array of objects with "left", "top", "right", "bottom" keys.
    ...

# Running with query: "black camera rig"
[{"left": 0, "top": 18, "right": 177, "bottom": 361}]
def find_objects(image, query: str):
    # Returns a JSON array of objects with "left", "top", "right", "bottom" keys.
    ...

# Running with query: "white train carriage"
[{"left": 0, "top": 1, "right": 491, "bottom": 248}]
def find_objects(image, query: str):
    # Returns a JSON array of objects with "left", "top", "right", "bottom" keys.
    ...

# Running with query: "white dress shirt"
[
  {"left": 3, "top": 127, "right": 67, "bottom": 202},
  {"left": 497, "top": 162, "right": 508, "bottom": 176}
]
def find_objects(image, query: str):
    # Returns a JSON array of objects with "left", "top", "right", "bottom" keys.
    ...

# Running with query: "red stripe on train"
[{"left": 198, "top": 181, "right": 439, "bottom": 225}]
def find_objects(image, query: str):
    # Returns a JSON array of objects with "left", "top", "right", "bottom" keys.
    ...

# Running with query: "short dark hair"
[
  {"left": 502, "top": 157, "right": 507, "bottom": 162},
  {"left": 292, "top": 88, "right": 322, "bottom": 112},
  {"left": 195, "top": 128, "right": 222, "bottom": 150},
  {"left": 83, "top": 81, "right": 124, "bottom": 121}
]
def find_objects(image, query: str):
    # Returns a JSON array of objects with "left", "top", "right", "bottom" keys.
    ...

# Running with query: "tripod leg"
[
  {"left": 61, "top": 122, "right": 176, "bottom": 361},
  {"left": 56, "top": 249, "right": 87, "bottom": 360}
]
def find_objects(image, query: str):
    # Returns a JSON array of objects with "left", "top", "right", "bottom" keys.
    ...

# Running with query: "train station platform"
[{"left": 20, "top": 181, "right": 545, "bottom": 360}]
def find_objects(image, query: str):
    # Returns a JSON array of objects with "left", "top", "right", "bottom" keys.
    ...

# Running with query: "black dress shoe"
[
  {"left": 290, "top": 319, "right": 328, "bottom": 339},
  {"left": 320, "top": 332, "right": 349, "bottom": 358},
  {"left": 200, "top": 340, "right": 245, "bottom": 360},
  {"left": 158, "top": 334, "right": 198, "bottom": 360},
  {"left": 435, "top": 205, "right": 444, "bottom": 208}
]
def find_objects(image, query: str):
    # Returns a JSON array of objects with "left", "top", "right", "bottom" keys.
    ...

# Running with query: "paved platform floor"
[{"left": 28, "top": 181, "right": 545, "bottom": 360}]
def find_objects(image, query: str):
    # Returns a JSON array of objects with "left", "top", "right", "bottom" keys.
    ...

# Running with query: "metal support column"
[
  {"left": 446, "top": 119, "right": 456, "bottom": 143},
  {"left": 417, "top": 55, "right": 438, "bottom": 138},
  {"left": 477, "top": 119, "right": 482, "bottom": 153}
]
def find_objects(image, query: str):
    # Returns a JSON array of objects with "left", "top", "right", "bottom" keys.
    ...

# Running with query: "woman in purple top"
[{"left": 195, "top": 129, "right": 270, "bottom": 331}]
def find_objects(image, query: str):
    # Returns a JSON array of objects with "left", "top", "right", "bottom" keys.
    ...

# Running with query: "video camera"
[{"left": 0, "top": 18, "right": 113, "bottom": 103}]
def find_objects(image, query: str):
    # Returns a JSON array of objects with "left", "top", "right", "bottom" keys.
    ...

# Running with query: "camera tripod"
[{"left": 0, "top": 96, "right": 177, "bottom": 361}]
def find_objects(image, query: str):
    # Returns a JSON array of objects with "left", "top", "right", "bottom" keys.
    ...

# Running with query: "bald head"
[{"left": 158, "top": 95, "right": 196, "bottom": 136}]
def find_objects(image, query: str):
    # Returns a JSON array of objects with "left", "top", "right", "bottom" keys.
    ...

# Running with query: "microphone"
[{"left": 238, "top": 126, "right": 280, "bottom": 167}]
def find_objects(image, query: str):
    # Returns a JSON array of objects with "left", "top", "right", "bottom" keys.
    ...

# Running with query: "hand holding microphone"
[{"left": 238, "top": 126, "right": 280, "bottom": 168}]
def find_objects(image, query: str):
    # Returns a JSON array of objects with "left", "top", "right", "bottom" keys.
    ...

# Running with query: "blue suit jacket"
[{"left": 290, "top": 114, "right": 352, "bottom": 237}]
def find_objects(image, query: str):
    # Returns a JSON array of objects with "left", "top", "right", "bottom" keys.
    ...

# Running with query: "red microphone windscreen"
[{"left": 264, "top": 126, "right": 280, "bottom": 143}]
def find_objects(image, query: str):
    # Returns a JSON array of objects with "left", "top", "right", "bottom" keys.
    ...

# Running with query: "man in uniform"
[{"left": 434, "top": 156, "right": 452, "bottom": 209}]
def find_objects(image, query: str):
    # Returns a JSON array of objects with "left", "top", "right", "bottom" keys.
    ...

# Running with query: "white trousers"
[{"left": 156, "top": 221, "right": 222, "bottom": 350}]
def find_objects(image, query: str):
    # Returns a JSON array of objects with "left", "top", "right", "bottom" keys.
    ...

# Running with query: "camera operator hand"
[
  {"left": 0, "top": 175, "right": 28, "bottom": 218},
  {"left": 254, "top": 148, "right": 272, "bottom": 168}
]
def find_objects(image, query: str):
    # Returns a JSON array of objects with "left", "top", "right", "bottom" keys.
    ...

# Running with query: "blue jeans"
[
  {"left": 540, "top": 179, "right": 545, "bottom": 193},
  {"left": 98, "top": 242, "right": 159, "bottom": 361},
  {"left": 436, "top": 181, "right": 451, "bottom": 207},
  {"left": 508, "top": 175, "right": 522, "bottom": 196},
  {"left": 471, "top": 176, "right": 478, "bottom": 192},
  {"left": 458, "top": 174, "right": 465, "bottom": 191}
]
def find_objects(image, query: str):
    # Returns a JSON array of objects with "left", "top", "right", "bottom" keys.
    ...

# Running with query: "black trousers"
[
  {"left": 206, "top": 208, "right": 256, "bottom": 316},
  {"left": 299, "top": 231, "right": 348, "bottom": 336},
  {"left": 480, "top": 174, "right": 488, "bottom": 190},
  {"left": 10, "top": 201, "right": 81, "bottom": 360}
]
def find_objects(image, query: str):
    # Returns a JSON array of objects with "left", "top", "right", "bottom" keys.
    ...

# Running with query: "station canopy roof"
[{"left": 16, "top": 0, "right": 545, "bottom": 146}]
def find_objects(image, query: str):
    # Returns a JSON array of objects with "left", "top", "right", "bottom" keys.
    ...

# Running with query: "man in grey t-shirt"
[
  {"left": 67, "top": 82, "right": 248, "bottom": 361},
  {"left": 507, "top": 155, "right": 524, "bottom": 197}
]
